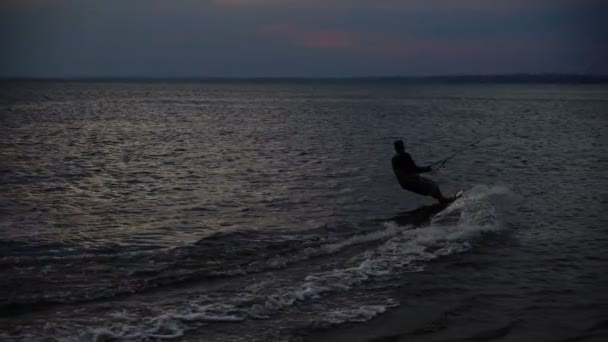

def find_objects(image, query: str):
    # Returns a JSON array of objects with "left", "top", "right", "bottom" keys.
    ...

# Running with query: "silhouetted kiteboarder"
[{"left": 391, "top": 139, "right": 451, "bottom": 204}]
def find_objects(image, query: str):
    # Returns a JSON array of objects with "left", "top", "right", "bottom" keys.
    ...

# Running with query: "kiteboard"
[
  {"left": 449, "top": 190, "right": 465, "bottom": 203},
  {"left": 440, "top": 189, "right": 464, "bottom": 209}
]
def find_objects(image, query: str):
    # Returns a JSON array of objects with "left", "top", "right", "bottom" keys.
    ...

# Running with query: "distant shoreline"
[{"left": 1, "top": 74, "right": 607, "bottom": 83}]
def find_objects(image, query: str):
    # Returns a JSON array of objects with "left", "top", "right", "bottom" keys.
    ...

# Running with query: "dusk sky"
[{"left": 1, "top": 0, "right": 606, "bottom": 78}]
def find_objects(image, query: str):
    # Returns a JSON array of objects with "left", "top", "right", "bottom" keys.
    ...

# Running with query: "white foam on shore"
[
  {"left": 231, "top": 185, "right": 509, "bottom": 320},
  {"left": 320, "top": 300, "right": 400, "bottom": 325},
  {"left": 28, "top": 185, "right": 511, "bottom": 342},
  {"left": 57, "top": 303, "right": 247, "bottom": 342}
]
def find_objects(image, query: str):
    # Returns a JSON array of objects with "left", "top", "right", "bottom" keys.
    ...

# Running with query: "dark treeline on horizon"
[{"left": 1, "top": 74, "right": 608, "bottom": 84}]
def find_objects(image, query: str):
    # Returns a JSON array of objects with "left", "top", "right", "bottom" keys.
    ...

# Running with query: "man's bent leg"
[{"left": 418, "top": 176, "right": 450, "bottom": 204}]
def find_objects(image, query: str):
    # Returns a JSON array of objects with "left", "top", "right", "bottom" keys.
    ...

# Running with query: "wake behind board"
[
  {"left": 430, "top": 190, "right": 465, "bottom": 224},
  {"left": 439, "top": 190, "right": 464, "bottom": 209}
]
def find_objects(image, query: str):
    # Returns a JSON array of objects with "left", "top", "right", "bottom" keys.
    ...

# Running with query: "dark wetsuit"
[{"left": 392, "top": 152, "right": 438, "bottom": 196}]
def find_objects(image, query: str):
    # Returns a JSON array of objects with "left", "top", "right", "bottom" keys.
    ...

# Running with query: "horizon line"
[{"left": 2, "top": 73, "right": 608, "bottom": 83}]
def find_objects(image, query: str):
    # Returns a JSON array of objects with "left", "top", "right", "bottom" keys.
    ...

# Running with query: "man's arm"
[
  {"left": 406, "top": 154, "right": 432, "bottom": 173},
  {"left": 418, "top": 165, "right": 432, "bottom": 173}
]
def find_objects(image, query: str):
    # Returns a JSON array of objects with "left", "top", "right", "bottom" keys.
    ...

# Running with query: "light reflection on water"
[
  {"left": 1, "top": 82, "right": 606, "bottom": 251},
  {"left": 0, "top": 81, "right": 607, "bottom": 341}
]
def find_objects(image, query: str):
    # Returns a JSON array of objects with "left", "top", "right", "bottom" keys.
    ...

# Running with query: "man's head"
[{"left": 393, "top": 139, "right": 405, "bottom": 152}]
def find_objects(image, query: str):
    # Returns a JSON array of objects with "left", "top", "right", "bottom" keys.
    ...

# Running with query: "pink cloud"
[
  {"left": 299, "top": 32, "right": 354, "bottom": 48},
  {"left": 257, "top": 22, "right": 577, "bottom": 68},
  {"left": 259, "top": 23, "right": 392, "bottom": 50},
  {"left": 213, "top": 0, "right": 590, "bottom": 13},
  {"left": 212, "top": 0, "right": 293, "bottom": 6},
  {"left": 258, "top": 23, "right": 352, "bottom": 49}
]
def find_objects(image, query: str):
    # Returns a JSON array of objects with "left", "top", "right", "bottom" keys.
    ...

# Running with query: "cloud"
[
  {"left": 259, "top": 22, "right": 472, "bottom": 56},
  {"left": 213, "top": 0, "right": 292, "bottom": 6},
  {"left": 259, "top": 23, "right": 365, "bottom": 49},
  {"left": 257, "top": 21, "right": 587, "bottom": 70},
  {"left": 213, "top": 0, "right": 596, "bottom": 13},
  {"left": 2, "top": 0, "right": 603, "bottom": 77},
  {"left": 299, "top": 32, "right": 355, "bottom": 48},
  {"left": 0, "top": 0, "right": 51, "bottom": 10}
]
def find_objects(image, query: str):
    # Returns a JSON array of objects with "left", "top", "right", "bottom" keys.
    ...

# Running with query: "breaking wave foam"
[{"left": 8, "top": 185, "right": 513, "bottom": 341}]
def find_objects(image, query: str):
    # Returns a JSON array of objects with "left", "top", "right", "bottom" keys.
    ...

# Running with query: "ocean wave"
[
  {"left": 317, "top": 301, "right": 400, "bottom": 325},
  {"left": 0, "top": 221, "right": 404, "bottom": 310},
  {"left": 25, "top": 186, "right": 512, "bottom": 341}
]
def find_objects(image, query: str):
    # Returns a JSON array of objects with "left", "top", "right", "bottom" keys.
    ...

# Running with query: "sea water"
[{"left": 1, "top": 81, "right": 606, "bottom": 341}]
